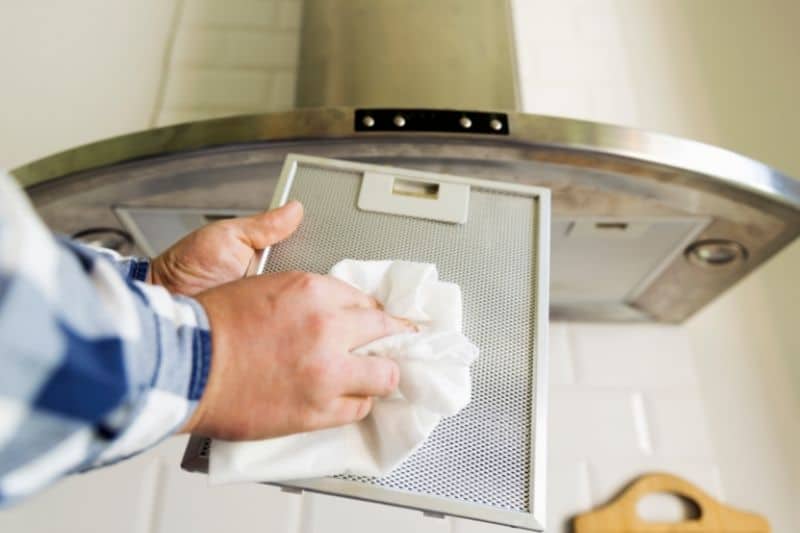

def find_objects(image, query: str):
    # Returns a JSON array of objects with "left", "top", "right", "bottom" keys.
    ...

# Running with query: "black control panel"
[{"left": 354, "top": 108, "right": 510, "bottom": 135}]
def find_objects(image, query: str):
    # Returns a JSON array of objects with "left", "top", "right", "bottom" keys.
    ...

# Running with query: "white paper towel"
[{"left": 208, "top": 259, "right": 479, "bottom": 483}]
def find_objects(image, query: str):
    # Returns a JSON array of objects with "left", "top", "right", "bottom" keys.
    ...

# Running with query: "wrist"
[
  {"left": 180, "top": 292, "right": 224, "bottom": 436},
  {"left": 148, "top": 256, "right": 162, "bottom": 286},
  {"left": 148, "top": 256, "right": 176, "bottom": 292},
  {"left": 161, "top": 287, "right": 212, "bottom": 433}
]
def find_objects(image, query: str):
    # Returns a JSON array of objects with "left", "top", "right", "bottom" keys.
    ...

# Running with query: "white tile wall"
[
  {"left": 299, "top": 493, "right": 450, "bottom": 533},
  {"left": 568, "top": 323, "right": 697, "bottom": 388},
  {"left": 0, "top": 1, "right": 179, "bottom": 169},
  {"left": 644, "top": 388, "right": 715, "bottom": 459},
  {"left": 512, "top": 2, "right": 800, "bottom": 533},
  {"left": 511, "top": 0, "right": 639, "bottom": 127},
  {"left": 542, "top": 458, "right": 592, "bottom": 533},
  {"left": 278, "top": 0, "right": 303, "bottom": 30},
  {"left": 154, "top": 471, "right": 302, "bottom": 533},
  {"left": 182, "top": 0, "right": 279, "bottom": 27},
  {"left": 151, "top": 439, "right": 302, "bottom": 533},
  {"left": 544, "top": 324, "right": 722, "bottom": 533},
  {"left": 451, "top": 515, "right": 523, "bottom": 533},
  {"left": 0, "top": 450, "right": 160, "bottom": 533},
  {"left": 586, "top": 459, "right": 725, "bottom": 508},
  {"left": 156, "top": 0, "right": 302, "bottom": 126},
  {"left": 550, "top": 385, "right": 646, "bottom": 460},
  {"left": 547, "top": 322, "right": 575, "bottom": 385}
]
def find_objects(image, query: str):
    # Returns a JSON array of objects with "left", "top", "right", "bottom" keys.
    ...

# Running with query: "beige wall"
[
  {"left": 637, "top": 0, "right": 800, "bottom": 526},
  {"left": 657, "top": 0, "right": 800, "bottom": 390},
  {"left": 673, "top": 0, "right": 800, "bottom": 178},
  {"left": 669, "top": 0, "right": 800, "bottom": 521},
  {"left": 515, "top": 0, "right": 800, "bottom": 530},
  {"left": 0, "top": 0, "right": 302, "bottom": 170},
  {"left": 0, "top": 1, "right": 179, "bottom": 169}
]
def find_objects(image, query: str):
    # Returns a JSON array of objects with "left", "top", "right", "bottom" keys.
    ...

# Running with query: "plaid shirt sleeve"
[
  {"left": 77, "top": 242, "right": 152, "bottom": 284},
  {"left": 0, "top": 172, "right": 212, "bottom": 507}
]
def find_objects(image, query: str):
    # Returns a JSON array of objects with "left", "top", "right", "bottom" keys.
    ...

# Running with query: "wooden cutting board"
[{"left": 574, "top": 473, "right": 769, "bottom": 533}]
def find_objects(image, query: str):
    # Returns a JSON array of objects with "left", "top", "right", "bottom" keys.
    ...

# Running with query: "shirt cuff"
[
  {"left": 86, "top": 290, "right": 213, "bottom": 468},
  {"left": 180, "top": 295, "right": 213, "bottom": 404},
  {"left": 129, "top": 259, "right": 150, "bottom": 282}
]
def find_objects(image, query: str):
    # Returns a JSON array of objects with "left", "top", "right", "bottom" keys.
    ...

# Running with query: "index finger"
[
  {"left": 338, "top": 308, "right": 416, "bottom": 349},
  {"left": 337, "top": 355, "right": 399, "bottom": 397},
  {"left": 316, "top": 275, "right": 382, "bottom": 310}
]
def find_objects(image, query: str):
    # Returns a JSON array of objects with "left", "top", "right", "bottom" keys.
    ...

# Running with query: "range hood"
[{"left": 12, "top": 0, "right": 800, "bottom": 323}]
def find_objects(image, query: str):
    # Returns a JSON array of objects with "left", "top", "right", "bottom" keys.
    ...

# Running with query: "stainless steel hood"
[
  {"left": 294, "top": 0, "right": 519, "bottom": 110},
  {"left": 14, "top": 108, "right": 800, "bottom": 322},
  {"left": 11, "top": 0, "right": 800, "bottom": 323}
]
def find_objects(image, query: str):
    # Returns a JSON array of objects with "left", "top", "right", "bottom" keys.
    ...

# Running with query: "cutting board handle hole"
[{"left": 636, "top": 492, "right": 702, "bottom": 523}]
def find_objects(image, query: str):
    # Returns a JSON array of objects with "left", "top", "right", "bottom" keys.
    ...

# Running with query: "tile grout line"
[
  {"left": 630, "top": 391, "right": 654, "bottom": 456},
  {"left": 294, "top": 491, "right": 312, "bottom": 533},
  {"left": 563, "top": 322, "right": 579, "bottom": 384},
  {"left": 579, "top": 460, "right": 593, "bottom": 507},
  {"left": 710, "top": 464, "right": 726, "bottom": 503},
  {"left": 145, "top": 460, "right": 169, "bottom": 533}
]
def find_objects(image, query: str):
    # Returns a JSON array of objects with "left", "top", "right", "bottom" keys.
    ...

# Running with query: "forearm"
[{"left": 0, "top": 173, "right": 211, "bottom": 506}]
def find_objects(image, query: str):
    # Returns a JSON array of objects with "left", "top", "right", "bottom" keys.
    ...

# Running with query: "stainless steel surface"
[
  {"left": 685, "top": 239, "right": 748, "bottom": 267},
  {"left": 13, "top": 108, "right": 800, "bottom": 322},
  {"left": 296, "top": 0, "right": 518, "bottom": 109},
  {"left": 114, "top": 207, "right": 255, "bottom": 257},
  {"left": 551, "top": 216, "right": 710, "bottom": 315},
  {"left": 71, "top": 227, "right": 133, "bottom": 254},
  {"left": 184, "top": 155, "right": 551, "bottom": 530}
]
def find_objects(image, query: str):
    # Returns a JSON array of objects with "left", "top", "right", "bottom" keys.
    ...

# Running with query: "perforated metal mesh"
[{"left": 263, "top": 163, "right": 539, "bottom": 513}]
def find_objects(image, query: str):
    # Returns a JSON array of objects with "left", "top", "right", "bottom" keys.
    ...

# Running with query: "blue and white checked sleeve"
[
  {"left": 0, "top": 171, "right": 212, "bottom": 506},
  {"left": 78, "top": 243, "right": 151, "bottom": 284}
]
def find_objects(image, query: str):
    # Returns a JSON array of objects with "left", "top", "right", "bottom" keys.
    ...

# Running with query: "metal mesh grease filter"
[{"left": 263, "top": 164, "right": 539, "bottom": 512}]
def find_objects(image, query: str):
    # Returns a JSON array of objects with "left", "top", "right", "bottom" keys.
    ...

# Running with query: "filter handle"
[{"left": 357, "top": 171, "right": 470, "bottom": 224}]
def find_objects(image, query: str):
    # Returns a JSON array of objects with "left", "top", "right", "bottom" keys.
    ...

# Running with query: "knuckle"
[
  {"left": 215, "top": 220, "right": 239, "bottom": 238},
  {"left": 296, "top": 272, "right": 325, "bottom": 295},
  {"left": 305, "top": 310, "right": 335, "bottom": 338},
  {"left": 305, "top": 311, "right": 324, "bottom": 334}
]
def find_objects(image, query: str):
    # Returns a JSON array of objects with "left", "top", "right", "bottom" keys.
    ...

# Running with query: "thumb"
[{"left": 239, "top": 200, "right": 304, "bottom": 249}]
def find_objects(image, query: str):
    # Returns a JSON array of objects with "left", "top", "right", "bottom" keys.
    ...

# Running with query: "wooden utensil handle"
[
  {"left": 573, "top": 472, "right": 770, "bottom": 533},
  {"left": 614, "top": 473, "right": 710, "bottom": 529}
]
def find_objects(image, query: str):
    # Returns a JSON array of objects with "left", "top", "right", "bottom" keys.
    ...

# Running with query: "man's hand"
[
  {"left": 148, "top": 201, "right": 303, "bottom": 296},
  {"left": 185, "top": 271, "right": 414, "bottom": 440}
]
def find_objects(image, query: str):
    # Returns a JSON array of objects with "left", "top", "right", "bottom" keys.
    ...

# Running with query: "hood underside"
[{"left": 14, "top": 108, "right": 800, "bottom": 323}]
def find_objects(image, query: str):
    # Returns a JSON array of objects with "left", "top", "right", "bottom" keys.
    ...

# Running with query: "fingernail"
[
  {"left": 285, "top": 200, "right": 303, "bottom": 213},
  {"left": 357, "top": 398, "right": 373, "bottom": 420}
]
